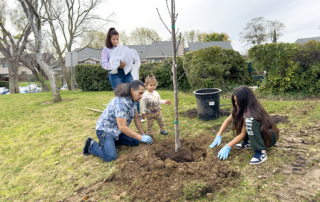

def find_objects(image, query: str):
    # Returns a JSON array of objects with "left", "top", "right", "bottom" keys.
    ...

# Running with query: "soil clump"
[
  {"left": 271, "top": 115, "right": 288, "bottom": 125},
  {"left": 180, "top": 108, "right": 231, "bottom": 118}
]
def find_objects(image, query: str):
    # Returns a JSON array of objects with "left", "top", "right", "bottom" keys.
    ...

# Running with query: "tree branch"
[
  {"left": 156, "top": 8, "right": 171, "bottom": 34},
  {"left": 166, "top": 0, "right": 171, "bottom": 16},
  {"left": 147, "top": 33, "right": 172, "bottom": 67}
]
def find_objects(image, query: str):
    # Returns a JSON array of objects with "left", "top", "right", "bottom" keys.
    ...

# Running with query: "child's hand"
[
  {"left": 165, "top": 100, "right": 172, "bottom": 105},
  {"left": 142, "top": 114, "right": 146, "bottom": 120}
]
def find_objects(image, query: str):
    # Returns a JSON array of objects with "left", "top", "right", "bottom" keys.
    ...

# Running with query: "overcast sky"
[{"left": 97, "top": 0, "right": 320, "bottom": 53}]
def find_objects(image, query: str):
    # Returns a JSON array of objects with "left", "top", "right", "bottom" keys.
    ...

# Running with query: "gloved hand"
[
  {"left": 141, "top": 134, "right": 153, "bottom": 145},
  {"left": 217, "top": 144, "right": 232, "bottom": 160},
  {"left": 209, "top": 135, "right": 222, "bottom": 148}
]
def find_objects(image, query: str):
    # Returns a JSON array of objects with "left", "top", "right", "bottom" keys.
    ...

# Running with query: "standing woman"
[{"left": 101, "top": 27, "right": 144, "bottom": 122}]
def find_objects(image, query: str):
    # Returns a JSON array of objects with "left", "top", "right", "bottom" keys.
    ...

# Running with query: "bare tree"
[
  {"left": 20, "top": 45, "right": 59, "bottom": 92},
  {"left": 240, "top": 17, "right": 285, "bottom": 45},
  {"left": 154, "top": 0, "right": 181, "bottom": 152},
  {"left": 19, "top": 0, "right": 61, "bottom": 103},
  {"left": 119, "top": 30, "right": 130, "bottom": 45},
  {"left": 240, "top": 17, "right": 267, "bottom": 45},
  {"left": 267, "top": 20, "right": 285, "bottom": 43},
  {"left": 41, "top": 0, "right": 114, "bottom": 90},
  {"left": 0, "top": 1, "right": 31, "bottom": 93},
  {"left": 130, "top": 27, "right": 162, "bottom": 45},
  {"left": 80, "top": 30, "right": 106, "bottom": 48}
]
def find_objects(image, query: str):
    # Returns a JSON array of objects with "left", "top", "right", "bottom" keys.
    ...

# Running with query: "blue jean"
[
  {"left": 90, "top": 130, "right": 140, "bottom": 162},
  {"left": 109, "top": 69, "right": 140, "bottom": 115}
]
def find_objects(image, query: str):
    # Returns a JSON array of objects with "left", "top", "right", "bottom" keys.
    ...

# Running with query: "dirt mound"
[
  {"left": 220, "top": 108, "right": 231, "bottom": 117},
  {"left": 159, "top": 148, "right": 194, "bottom": 163},
  {"left": 109, "top": 134, "right": 239, "bottom": 202},
  {"left": 180, "top": 108, "right": 231, "bottom": 118},
  {"left": 271, "top": 115, "right": 288, "bottom": 125}
]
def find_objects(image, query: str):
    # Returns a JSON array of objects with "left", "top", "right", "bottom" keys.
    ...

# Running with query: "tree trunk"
[
  {"left": 58, "top": 53, "right": 72, "bottom": 90},
  {"left": 7, "top": 60, "right": 20, "bottom": 94},
  {"left": 37, "top": 56, "right": 61, "bottom": 102},
  {"left": 171, "top": 0, "right": 181, "bottom": 152}
]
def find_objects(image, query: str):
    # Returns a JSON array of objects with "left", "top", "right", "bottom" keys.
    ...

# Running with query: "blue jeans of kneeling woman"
[{"left": 90, "top": 130, "right": 140, "bottom": 162}]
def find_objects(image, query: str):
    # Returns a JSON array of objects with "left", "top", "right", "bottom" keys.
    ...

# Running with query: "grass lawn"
[{"left": 1, "top": 90, "right": 320, "bottom": 201}]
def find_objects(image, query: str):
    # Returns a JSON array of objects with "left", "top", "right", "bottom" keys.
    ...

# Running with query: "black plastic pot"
[{"left": 193, "top": 88, "right": 222, "bottom": 121}]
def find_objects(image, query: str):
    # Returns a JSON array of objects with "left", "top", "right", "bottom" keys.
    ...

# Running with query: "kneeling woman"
[{"left": 209, "top": 86, "right": 279, "bottom": 165}]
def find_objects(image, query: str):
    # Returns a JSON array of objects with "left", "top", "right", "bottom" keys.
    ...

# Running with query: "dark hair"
[
  {"left": 231, "top": 86, "right": 279, "bottom": 147},
  {"left": 114, "top": 80, "right": 145, "bottom": 97},
  {"left": 105, "top": 27, "right": 119, "bottom": 48},
  {"left": 145, "top": 74, "right": 158, "bottom": 86}
]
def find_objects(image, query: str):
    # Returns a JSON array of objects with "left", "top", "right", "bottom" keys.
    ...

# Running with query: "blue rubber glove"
[
  {"left": 209, "top": 135, "right": 222, "bottom": 148},
  {"left": 141, "top": 134, "right": 153, "bottom": 145},
  {"left": 217, "top": 144, "right": 232, "bottom": 160}
]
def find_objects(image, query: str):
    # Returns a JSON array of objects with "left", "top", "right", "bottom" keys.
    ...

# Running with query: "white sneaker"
[
  {"left": 141, "top": 119, "right": 145, "bottom": 123},
  {"left": 249, "top": 150, "right": 267, "bottom": 165}
]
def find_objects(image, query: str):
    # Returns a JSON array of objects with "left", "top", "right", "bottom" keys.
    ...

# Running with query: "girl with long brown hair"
[{"left": 209, "top": 86, "right": 279, "bottom": 165}]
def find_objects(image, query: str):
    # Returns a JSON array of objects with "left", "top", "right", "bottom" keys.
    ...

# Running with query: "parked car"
[
  {"left": 0, "top": 87, "right": 9, "bottom": 94},
  {"left": 59, "top": 85, "right": 68, "bottom": 91}
]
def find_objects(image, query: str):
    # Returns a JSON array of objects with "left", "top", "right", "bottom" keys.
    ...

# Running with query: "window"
[
  {"left": 85, "top": 61, "right": 96, "bottom": 64},
  {"left": 21, "top": 71, "right": 27, "bottom": 75},
  {"left": 3, "top": 63, "right": 8, "bottom": 68},
  {"left": 150, "top": 58, "right": 161, "bottom": 63}
]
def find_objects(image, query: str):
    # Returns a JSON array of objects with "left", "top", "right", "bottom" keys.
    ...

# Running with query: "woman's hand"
[
  {"left": 165, "top": 100, "right": 172, "bottom": 105},
  {"left": 209, "top": 135, "right": 222, "bottom": 148},
  {"left": 118, "top": 62, "right": 126, "bottom": 69},
  {"left": 142, "top": 114, "right": 146, "bottom": 120}
]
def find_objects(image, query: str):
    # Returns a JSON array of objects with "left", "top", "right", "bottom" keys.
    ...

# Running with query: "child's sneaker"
[
  {"left": 83, "top": 137, "right": 94, "bottom": 156},
  {"left": 160, "top": 130, "right": 168, "bottom": 135},
  {"left": 249, "top": 150, "right": 267, "bottom": 165},
  {"left": 235, "top": 141, "right": 251, "bottom": 149}
]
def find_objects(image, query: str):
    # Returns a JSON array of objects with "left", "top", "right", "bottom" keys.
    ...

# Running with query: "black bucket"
[{"left": 193, "top": 88, "right": 222, "bottom": 121}]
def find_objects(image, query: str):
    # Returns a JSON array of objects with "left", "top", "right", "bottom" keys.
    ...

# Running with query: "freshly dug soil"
[
  {"left": 159, "top": 148, "right": 194, "bottom": 163},
  {"left": 271, "top": 115, "right": 288, "bottom": 125},
  {"left": 186, "top": 108, "right": 198, "bottom": 118},
  {"left": 220, "top": 108, "right": 231, "bottom": 117},
  {"left": 110, "top": 134, "right": 239, "bottom": 202},
  {"left": 180, "top": 108, "right": 231, "bottom": 118}
]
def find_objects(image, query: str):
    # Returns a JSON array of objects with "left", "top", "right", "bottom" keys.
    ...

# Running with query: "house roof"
[
  {"left": 188, "top": 41, "right": 233, "bottom": 51},
  {"left": 75, "top": 47, "right": 103, "bottom": 62},
  {"left": 294, "top": 36, "right": 320, "bottom": 44},
  {"left": 146, "top": 41, "right": 182, "bottom": 58},
  {"left": 127, "top": 45, "right": 150, "bottom": 61}
]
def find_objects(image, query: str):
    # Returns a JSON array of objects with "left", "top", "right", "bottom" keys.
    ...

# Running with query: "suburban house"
[
  {"left": 188, "top": 41, "right": 233, "bottom": 51},
  {"left": 0, "top": 58, "right": 33, "bottom": 78},
  {"left": 294, "top": 36, "right": 320, "bottom": 44},
  {"left": 67, "top": 41, "right": 233, "bottom": 66}
]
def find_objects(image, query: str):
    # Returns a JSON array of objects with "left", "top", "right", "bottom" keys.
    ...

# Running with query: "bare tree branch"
[
  {"left": 156, "top": 8, "right": 171, "bottom": 34},
  {"left": 166, "top": 0, "right": 171, "bottom": 16},
  {"left": 147, "top": 33, "right": 172, "bottom": 66}
]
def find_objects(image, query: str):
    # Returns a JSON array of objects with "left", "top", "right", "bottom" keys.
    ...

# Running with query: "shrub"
[
  {"left": 140, "top": 57, "right": 190, "bottom": 90},
  {"left": 183, "top": 46, "right": 253, "bottom": 91},
  {"left": 75, "top": 64, "right": 113, "bottom": 91},
  {"left": 0, "top": 81, "right": 9, "bottom": 88},
  {"left": 248, "top": 41, "right": 320, "bottom": 94}
]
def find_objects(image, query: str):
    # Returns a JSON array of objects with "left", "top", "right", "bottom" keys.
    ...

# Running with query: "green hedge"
[
  {"left": 183, "top": 46, "right": 253, "bottom": 90},
  {"left": 75, "top": 48, "right": 252, "bottom": 91},
  {"left": 0, "top": 81, "right": 9, "bottom": 88},
  {"left": 248, "top": 41, "right": 320, "bottom": 94},
  {"left": 75, "top": 64, "right": 112, "bottom": 91},
  {"left": 140, "top": 57, "right": 190, "bottom": 90}
]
